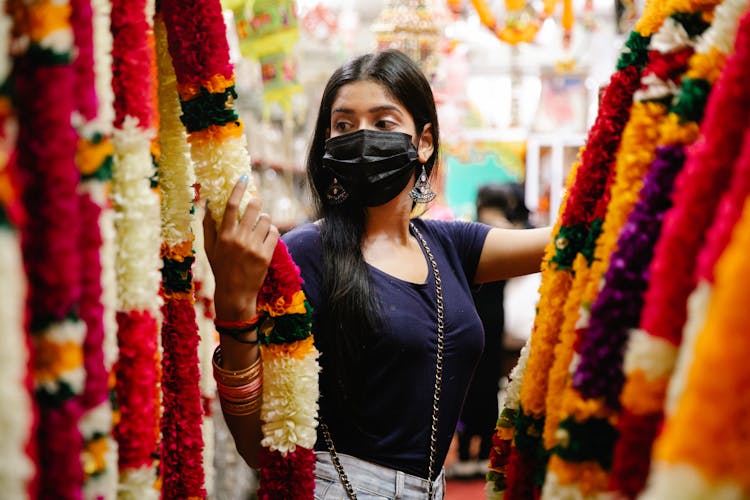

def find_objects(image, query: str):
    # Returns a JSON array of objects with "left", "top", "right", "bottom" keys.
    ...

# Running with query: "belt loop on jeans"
[{"left": 395, "top": 470, "right": 405, "bottom": 499}]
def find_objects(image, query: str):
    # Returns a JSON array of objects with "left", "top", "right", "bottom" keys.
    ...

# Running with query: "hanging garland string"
[
  {"left": 154, "top": 14, "right": 206, "bottom": 500},
  {"left": 0, "top": 4, "right": 34, "bottom": 495},
  {"left": 10, "top": 0, "right": 88, "bottom": 497},
  {"left": 489, "top": 9, "right": 652, "bottom": 495},
  {"left": 470, "top": 0, "right": 542, "bottom": 45},
  {"left": 110, "top": 0, "right": 162, "bottom": 496},
  {"left": 159, "top": 0, "right": 319, "bottom": 497},
  {"left": 542, "top": 9, "right": 714, "bottom": 498},
  {"left": 609, "top": 1, "right": 749, "bottom": 496},
  {"left": 71, "top": 0, "right": 119, "bottom": 496}
]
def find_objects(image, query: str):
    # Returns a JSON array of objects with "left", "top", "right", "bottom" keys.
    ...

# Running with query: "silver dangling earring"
[
  {"left": 409, "top": 165, "right": 436, "bottom": 203},
  {"left": 325, "top": 177, "right": 348, "bottom": 205}
]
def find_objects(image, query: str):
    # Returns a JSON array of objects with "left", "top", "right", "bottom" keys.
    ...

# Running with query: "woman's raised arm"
[
  {"left": 202, "top": 175, "right": 279, "bottom": 468},
  {"left": 474, "top": 226, "right": 551, "bottom": 283}
]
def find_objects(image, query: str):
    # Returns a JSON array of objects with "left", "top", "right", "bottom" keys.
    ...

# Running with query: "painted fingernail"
[{"left": 240, "top": 173, "right": 249, "bottom": 183}]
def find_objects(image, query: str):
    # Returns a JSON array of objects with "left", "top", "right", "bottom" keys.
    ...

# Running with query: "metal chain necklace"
[{"left": 320, "top": 222, "right": 445, "bottom": 499}]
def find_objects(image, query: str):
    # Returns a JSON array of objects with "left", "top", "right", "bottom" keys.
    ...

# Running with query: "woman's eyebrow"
[
  {"left": 368, "top": 105, "right": 403, "bottom": 115},
  {"left": 331, "top": 105, "right": 403, "bottom": 115}
]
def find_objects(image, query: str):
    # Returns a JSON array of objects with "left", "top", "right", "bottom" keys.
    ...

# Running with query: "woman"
[{"left": 204, "top": 50, "right": 550, "bottom": 499}]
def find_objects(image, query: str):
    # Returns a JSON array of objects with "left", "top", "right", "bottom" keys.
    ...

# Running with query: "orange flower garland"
[{"left": 642, "top": 197, "right": 750, "bottom": 498}]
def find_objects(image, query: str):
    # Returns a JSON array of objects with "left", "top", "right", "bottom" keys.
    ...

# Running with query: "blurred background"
[{"left": 223, "top": 0, "right": 643, "bottom": 230}]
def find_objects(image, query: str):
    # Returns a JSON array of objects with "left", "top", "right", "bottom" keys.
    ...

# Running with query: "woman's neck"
[{"left": 363, "top": 196, "right": 413, "bottom": 247}]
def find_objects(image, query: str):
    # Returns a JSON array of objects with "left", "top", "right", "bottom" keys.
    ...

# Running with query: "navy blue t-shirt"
[{"left": 282, "top": 217, "right": 491, "bottom": 480}]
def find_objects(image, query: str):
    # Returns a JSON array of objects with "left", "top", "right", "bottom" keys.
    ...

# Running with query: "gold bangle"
[
  {"left": 212, "top": 346, "right": 261, "bottom": 386},
  {"left": 220, "top": 395, "right": 262, "bottom": 416}
]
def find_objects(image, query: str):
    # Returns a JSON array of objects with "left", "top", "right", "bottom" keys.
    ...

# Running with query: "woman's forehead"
[{"left": 331, "top": 80, "right": 406, "bottom": 113}]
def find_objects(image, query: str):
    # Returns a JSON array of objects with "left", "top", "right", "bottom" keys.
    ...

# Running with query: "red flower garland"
[
  {"left": 111, "top": 0, "right": 153, "bottom": 129},
  {"left": 114, "top": 310, "right": 159, "bottom": 471},
  {"left": 561, "top": 65, "right": 641, "bottom": 227},
  {"left": 695, "top": 126, "right": 750, "bottom": 282},
  {"left": 160, "top": 297, "right": 205, "bottom": 498},
  {"left": 71, "top": 0, "right": 98, "bottom": 123},
  {"left": 257, "top": 448, "right": 316, "bottom": 500}
]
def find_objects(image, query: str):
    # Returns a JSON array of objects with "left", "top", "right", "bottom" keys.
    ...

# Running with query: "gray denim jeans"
[{"left": 314, "top": 451, "right": 446, "bottom": 500}]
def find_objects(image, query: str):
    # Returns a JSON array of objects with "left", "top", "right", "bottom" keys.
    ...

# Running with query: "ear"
[
  {"left": 417, "top": 124, "right": 434, "bottom": 164},
  {"left": 325, "top": 127, "right": 331, "bottom": 140}
]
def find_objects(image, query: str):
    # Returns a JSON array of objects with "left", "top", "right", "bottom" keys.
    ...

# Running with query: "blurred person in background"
[{"left": 448, "top": 182, "right": 540, "bottom": 480}]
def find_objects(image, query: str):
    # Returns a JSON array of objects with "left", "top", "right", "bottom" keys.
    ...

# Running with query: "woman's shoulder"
[
  {"left": 412, "top": 217, "right": 490, "bottom": 241},
  {"left": 281, "top": 221, "right": 322, "bottom": 258},
  {"left": 281, "top": 222, "right": 322, "bottom": 276},
  {"left": 282, "top": 220, "right": 320, "bottom": 241}
]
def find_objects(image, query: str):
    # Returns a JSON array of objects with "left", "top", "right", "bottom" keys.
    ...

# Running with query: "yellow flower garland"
[{"left": 541, "top": 253, "right": 589, "bottom": 449}]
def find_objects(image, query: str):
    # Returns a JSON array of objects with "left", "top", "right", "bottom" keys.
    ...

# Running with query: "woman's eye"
[
  {"left": 375, "top": 119, "right": 396, "bottom": 129},
  {"left": 334, "top": 122, "right": 350, "bottom": 132}
]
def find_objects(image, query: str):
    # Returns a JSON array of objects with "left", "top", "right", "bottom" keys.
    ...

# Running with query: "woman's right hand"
[{"left": 203, "top": 175, "right": 280, "bottom": 322}]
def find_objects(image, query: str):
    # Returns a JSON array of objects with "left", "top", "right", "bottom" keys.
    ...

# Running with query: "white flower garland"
[
  {"left": 260, "top": 353, "right": 320, "bottom": 453},
  {"left": 192, "top": 132, "right": 256, "bottom": 230},
  {"left": 0, "top": 229, "right": 34, "bottom": 498},
  {"left": 650, "top": 16, "right": 694, "bottom": 53},
  {"left": 157, "top": 44, "right": 194, "bottom": 246},
  {"left": 623, "top": 328, "right": 678, "bottom": 380},
  {"left": 111, "top": 116, "right": 162, "bottom": 314},
  {"left": 695, "top": 0, "right": 749, "bottom": 55},
  {"left": 503, "top": 336, "right": 532, "bottom": 412},
  {"left": 663, "top": 281, "right": 711, "bottom": 416}
]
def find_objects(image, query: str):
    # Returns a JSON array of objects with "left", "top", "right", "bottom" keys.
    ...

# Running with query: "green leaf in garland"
[{"left": 616, "top": 31, "right": 652, "bottom": 71}]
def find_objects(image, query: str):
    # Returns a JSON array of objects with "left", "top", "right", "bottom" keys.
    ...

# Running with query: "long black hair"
[{"left": 307, "top": 50, "right": 440, "bottom": 401}]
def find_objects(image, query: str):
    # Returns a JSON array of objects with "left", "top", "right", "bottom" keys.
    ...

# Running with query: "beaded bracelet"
[{"left": 215, "top": 315, "right": 263, "bottom": 344}]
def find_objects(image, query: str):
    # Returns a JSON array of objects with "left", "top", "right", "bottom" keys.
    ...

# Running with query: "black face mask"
[{"left": 322, "top": 129, "right": 419, "bottom": 207}]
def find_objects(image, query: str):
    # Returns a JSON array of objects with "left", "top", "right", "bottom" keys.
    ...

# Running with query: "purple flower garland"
[{"left": 572, "top": 144, "right": 686, "bottom": 408}]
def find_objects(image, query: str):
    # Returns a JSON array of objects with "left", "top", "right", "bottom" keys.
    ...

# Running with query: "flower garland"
[
  {"left": 494, "top": 23, "right": 651, "bottom": 497},
  {"left": 192, "top": 202, "right": 217, "bottom": 497},
  {"left": 159, "top": 0, "right": 319, "bottom": 497},
  {"left": 10, "top": 0, "right": 90, "bottom": 497},
  {"left": 542, "top": 10, "right": 713, "bottom": 496},
  {"left": 486, "top": 337, "right": 531, "bottom": 500},
  {"left": 613, "top": 2, "right": 750, "bottom": 496},
  {"left": 110, "top": 0, "right": 161, "bottom": 496},
  {"left": 470, "top": 0, "right": 541, "bottom": 45},
  {"left": 154, "top": 15, "right": 206, "bottom": 499},
  {"left": 609, "top": 1, "right": 748, "bottom": 496},
  {"left": 640, "top": 196, "right": 750, "bottom": 498},
  {"left": 71, "top": 0, "right": 120, "bottom": 497},
  {"left": 0, "top": 6, "right": 34, "bottom": 494}
]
